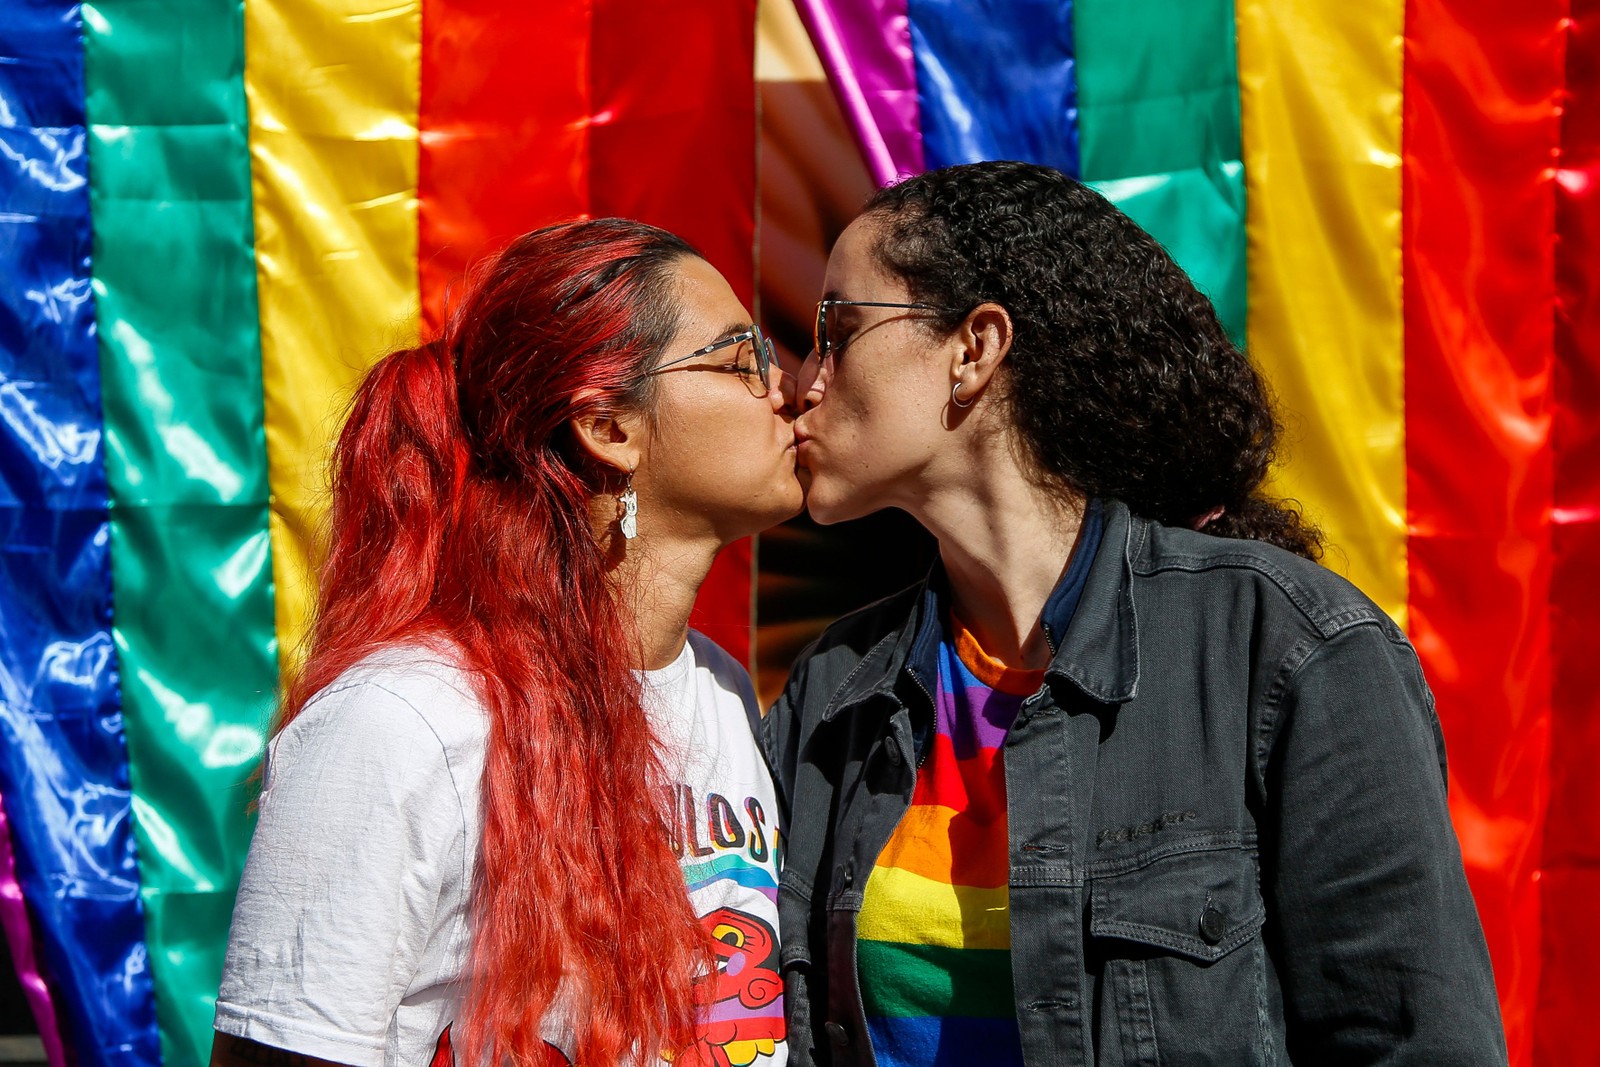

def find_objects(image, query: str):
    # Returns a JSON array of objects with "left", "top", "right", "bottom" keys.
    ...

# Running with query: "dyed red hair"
[{"left": 281, "top": 219, "right": 709, "bottom": 1065}]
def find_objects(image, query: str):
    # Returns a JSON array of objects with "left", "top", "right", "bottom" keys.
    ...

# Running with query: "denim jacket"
[{"left": 763, "top": 499, "right": 1507, "bottom": 1066}]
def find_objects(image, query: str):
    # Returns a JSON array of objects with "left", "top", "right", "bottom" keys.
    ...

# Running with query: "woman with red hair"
[{"left": 210, "top": 219, "right": 800, "bottom": 1067}]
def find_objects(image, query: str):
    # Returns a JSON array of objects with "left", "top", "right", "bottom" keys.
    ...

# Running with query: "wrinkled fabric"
[
  {"left": 909, "top": 0, "right": 1077, "bottom": 175},
  {"left": 1076, "top": 0, "right": 1247, "bottom": 345},
  {"left": 0, "top": 4, "right": 159, "bottom": 1064},
  {"left": 0, "top": 792, "right": 66, "bottom": 1067},
  {"left": 766, "top": 502, "right": 1507, "bottom": 1066},
  {"left": 83, "top": 0, "right": 281, "bottom": 1058},
  {"left": 1546, "top": 0, "right": 1600, "bottom": 1060},
  {"left": 1235, "top": 0, "right": 1407, "bottom": 622},
  {"left": 246, "top": 0, "right": 422, "bottom": 675},
  {"left": 1401, "top": 0, "right": 1569, "bottom": 1059},
  {"left": 793, "top": 0, "right": 923, "bottom": 184}
]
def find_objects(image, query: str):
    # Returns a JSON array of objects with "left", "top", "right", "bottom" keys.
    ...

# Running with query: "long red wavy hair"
[{"left": 280, "top": 219, "right": 710, "bottom": 1065}]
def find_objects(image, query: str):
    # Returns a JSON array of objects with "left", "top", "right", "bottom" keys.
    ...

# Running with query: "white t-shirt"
[{"left": 214, "top": 633, "right": 787, "bottom": 1067}]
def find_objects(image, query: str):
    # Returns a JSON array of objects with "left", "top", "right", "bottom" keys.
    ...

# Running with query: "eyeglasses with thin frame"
[
  {"left": 643, "top": 324, "right": 775, "bottom": 397},
  {"left": 813, "top": 299, "right": 966, "bottom": 362}
]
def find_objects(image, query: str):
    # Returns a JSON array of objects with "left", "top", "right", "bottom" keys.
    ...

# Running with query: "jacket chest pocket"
[{"left": 1087, "top": 845, "right": 1274, "bottom": 1067}]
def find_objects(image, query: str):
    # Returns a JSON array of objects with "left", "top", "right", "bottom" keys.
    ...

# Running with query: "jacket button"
[
  {"left": 825, "top": 1021, "right": 851, "bottom": 1047},
  {"left": 1199, "top": 901, "right": 1228, "bottom": 945}
]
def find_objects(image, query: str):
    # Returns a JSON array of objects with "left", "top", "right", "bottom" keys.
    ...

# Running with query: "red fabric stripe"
[
  {"left": 910, "top": 732, "right": 1005, "bottom": 818},
  {"left": 588, "top": 2, "right": 757, "bottom": 663},
  {"left": 1402, "top": 1, "right": 1564, "bottom": 1058},
  {"left": 417, "top": 0, "right": 588, "bottom": 334},
  {"left": 1540, "top": 2, "right": 1600, "bottom": 1057},
  {"left": 417, "top": 1, "right": 758, "bottom": 663}
]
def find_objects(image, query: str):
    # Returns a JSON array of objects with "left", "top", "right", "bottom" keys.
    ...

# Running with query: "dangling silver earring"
[
  {"left": 619, "top": 474, "right": 638, "bottom": 540},
  {"left": 951, "top": 380, "right": 975, "bottom": 409}
]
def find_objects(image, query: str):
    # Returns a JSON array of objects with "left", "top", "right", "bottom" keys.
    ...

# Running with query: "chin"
[{"left": 803, "top": 486, "right": 867, "bottom": 526}]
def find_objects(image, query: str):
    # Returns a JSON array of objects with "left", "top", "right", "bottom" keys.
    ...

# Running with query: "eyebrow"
[{"left": 699, "top": 321, "right": 754, "bottom": 349}]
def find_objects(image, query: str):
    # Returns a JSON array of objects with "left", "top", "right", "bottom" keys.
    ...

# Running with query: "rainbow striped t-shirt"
[{"left": 855, "top": 617, "right": 1045, "bottom": 1065}]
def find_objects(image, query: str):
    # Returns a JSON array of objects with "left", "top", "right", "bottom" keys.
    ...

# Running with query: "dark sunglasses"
[
  {"left": 644, "top": 324, "right": 775, "bottom": 397},
  {"left": 813, "top": 299, "right": 966, "bottom": 361}
]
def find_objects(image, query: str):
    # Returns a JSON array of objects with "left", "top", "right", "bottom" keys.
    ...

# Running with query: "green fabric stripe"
[
  {"left": 1075, "top": 0, "right": 1247, "bottom": 346},
  {"left": 84, "top": 3, "right": 277, "bottom": 1065},
  {"left": 857, "top": 939, "right": 1017, "bottom": 1020}
]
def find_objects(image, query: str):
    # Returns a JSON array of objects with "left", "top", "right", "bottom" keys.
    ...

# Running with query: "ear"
[
  {"left": 568, "top": 400, "right": 647, "bottom": 484},
  {"left": 949, "top": 302, "right": 1014, "bottom": 404}
]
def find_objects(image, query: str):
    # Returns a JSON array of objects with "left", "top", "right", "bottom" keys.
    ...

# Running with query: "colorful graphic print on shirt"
[
  {"left": 675, "top": 786, "right": 785, "bottom": 1067},
  {"left": 855, "top": 616, "right": 1044, "bottom": 1066}
]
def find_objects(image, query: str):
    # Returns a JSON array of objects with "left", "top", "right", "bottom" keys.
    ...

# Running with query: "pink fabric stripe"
[
  {"left": 0, "top": 792, "right": 68, "bottom": 1067},
  {"left": 792, "top": 0, "right": 925, "bottom": 185}
]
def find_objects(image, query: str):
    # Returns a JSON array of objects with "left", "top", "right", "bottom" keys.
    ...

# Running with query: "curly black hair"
[{"left": 864, "top": 160, "right": 1322, "bottom": 560}]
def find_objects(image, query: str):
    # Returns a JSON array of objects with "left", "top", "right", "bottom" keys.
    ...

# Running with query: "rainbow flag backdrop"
[{"left": 1, "top": 0, "right": 1596, "bottom": 1065}]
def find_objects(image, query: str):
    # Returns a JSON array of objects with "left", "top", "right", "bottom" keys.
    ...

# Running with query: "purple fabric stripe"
[
  {"left": 0, "top": 794, "right": 66, "bottom": 1067},
  {"left": 792, "top": 0, "right": 925, "bottom": 185},
  {"left": 935, "top": 646, "right": 1025, "bottom": 758}
]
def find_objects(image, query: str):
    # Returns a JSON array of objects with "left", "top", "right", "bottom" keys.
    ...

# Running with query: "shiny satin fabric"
[
  {"left": 793, "top": 0, "right": 923, "bottom": 184},
  {"left": 0, "top": 793, "right": 66, "bottom": 1067},
  {"left": 1546, "top": 0, "right": 1600, "bottom": 1057},
  {"left": 417, "top": 0, "right": 587, "bottom": 333},
  {"left": 417, "top": 0, "right": 759, "bottom": 666},
  {"left": 1075, "top": 0, "right": 1247, "bottom": 345},
  {"left": 1088, "top": 168, "right": 1247, "bottom": 349},
  {"left": 0, "top": 3, "right": 160, "bottom": 1062},
  {"left": 1402, "top": 0, "right": 1567, "bottom": 1058},
  {"left": 1235, "top": 0, "right": 1407, "bottom": 624},
  {"left": 909, "top": 0, "right": 1078, "bottom": 174},
  {"left": 84, "top": 0, "right": 279, "bottom": 1060},
  {"left": 246, "top": 0, "right": 422, "bottom": 673},
  {"left": 587, "top": 0, "right": 760, "bottom": 665}
]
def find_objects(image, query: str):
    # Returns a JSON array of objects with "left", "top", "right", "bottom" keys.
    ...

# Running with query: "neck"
[
  {"left": 593, "top": 496, "right": 723, "bottom": 671},
  {"left": 912, "top": 450, "right": 1086, "bottom": 671}
]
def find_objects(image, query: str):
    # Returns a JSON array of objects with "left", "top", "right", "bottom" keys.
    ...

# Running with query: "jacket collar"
[
  {"left": 823, "top": 498, "right": 1141, "bottom": 720},
  {"left": 1050, "top": 498, "right": 1140, "bottom": 703}
]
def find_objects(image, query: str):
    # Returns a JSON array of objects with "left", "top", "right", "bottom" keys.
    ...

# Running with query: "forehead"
[
  {"left": 672, "top": 254, "right": 752, "bottom": 334},
  {"left": 825, "top": 214, "right": 907, "bottom": 299}
]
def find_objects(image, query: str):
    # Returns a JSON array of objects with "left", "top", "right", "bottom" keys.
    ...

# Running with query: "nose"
[
  {"left": 797, "top": 349, "right": 825, "bottom": 414},
  {"left": 767, "top": 359, "right": 794, "bottom": 415}
]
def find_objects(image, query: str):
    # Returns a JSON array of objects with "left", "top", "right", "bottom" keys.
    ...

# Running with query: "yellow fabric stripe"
[
  {"left": 757, "top": 0, "right": 826, "bottom": 81},
  {"left": 247, "top": 0, "right": 422, "bottom": 670},
  {"left": 1235, "top": 1, "right": 1407, "bottom": 624},
  {"left": 859, "top": 863, "right": 1012, "bottom": 951}
]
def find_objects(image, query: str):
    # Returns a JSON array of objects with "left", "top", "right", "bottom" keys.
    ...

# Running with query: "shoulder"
[
  {"left": 805, "top": 580, "right": 922, "bottom": 662},
  {"left": 685, "top": 630, "right": 757, "bottom": 700},
  {"left": 272, "top": 645, "right": 489, "bottom": 786},
  {"left": 1131, "top": 519, "right": 1401, "bottom": 642},
  {"left": 775, "top": 580, "right": 923, "bottom": 713}
]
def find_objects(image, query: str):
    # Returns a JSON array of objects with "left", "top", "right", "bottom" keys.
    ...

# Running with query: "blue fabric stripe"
[
  {"left": 906, "top": 0, "right": 1079, "bottom": 175},
  {"left": 865, "top": 1013, "right": 1025, "bottom": 1067},
  {"left": 0, "top": 3, "right": 160, "bottom": 1064}
]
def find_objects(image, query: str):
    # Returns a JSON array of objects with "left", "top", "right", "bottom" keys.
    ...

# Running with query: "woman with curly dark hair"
[{"left": 765, "top": 161, "right": 1506, "bottom": 1066}]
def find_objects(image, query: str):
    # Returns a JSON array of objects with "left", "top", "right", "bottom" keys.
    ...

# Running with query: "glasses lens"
[
  {"left": 729, "top": 333, "right": 767, "bottom": 398},
  {"left": 754, "top": 327, "right": 773, "bottom": 392},
  {"left": 814, "top": 302, "right": 828, "bottom": 358}
]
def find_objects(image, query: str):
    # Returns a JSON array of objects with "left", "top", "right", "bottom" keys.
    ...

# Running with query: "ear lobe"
[{"left": 954, "top": 301, "right": 1014, "bottom": 394}]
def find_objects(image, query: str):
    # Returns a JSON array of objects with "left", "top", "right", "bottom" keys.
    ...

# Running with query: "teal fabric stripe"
[
  {"left": 84, "top": 1, "right": 277, "bottom": 1064},
  {"left": 1074, "top": 0, "right": 1247, "bottom": 346}
]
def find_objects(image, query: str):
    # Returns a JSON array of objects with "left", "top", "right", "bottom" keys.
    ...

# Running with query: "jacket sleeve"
[{"left": 1263, "top": 621, "right": 1508, "bottom": 1065}]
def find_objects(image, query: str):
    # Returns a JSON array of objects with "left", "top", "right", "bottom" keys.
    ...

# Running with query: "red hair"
[{"left": 281, "top": 219, "right": 709, "bottom": 1065}]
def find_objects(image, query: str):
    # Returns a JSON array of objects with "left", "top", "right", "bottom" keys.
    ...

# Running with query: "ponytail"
[{"left": 282, "top": 219, "right": 710, "bottom": 1066}]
